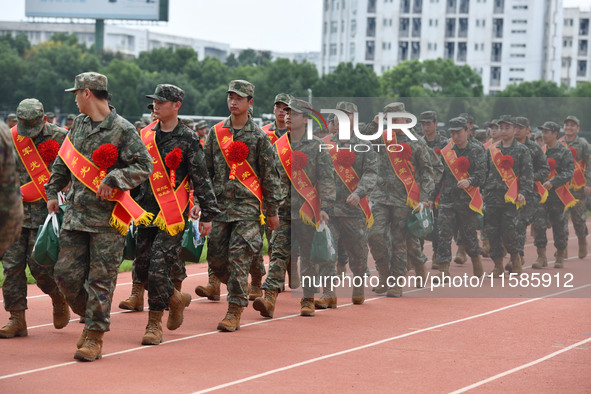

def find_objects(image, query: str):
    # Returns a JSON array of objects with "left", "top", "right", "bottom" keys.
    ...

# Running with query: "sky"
[{"left": 2, "top": 0, "right": 590, "bottom": 52}]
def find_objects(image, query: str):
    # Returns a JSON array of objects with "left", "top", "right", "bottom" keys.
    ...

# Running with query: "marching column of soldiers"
[{"left": 0, "top": 71, "right": 588, "bottom": 362}]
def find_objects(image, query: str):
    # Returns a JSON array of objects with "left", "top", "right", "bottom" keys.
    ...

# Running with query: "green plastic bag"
[
  {"left": 179, "top": 219, "right": 205, "bottom": 263},
  {"left": 310, "top": 222, "right": 336, "bottom": 263},
  {"left": 407, "top": 203, "right": 433, "bottom": 238},
  {"left": 32, "top": 209, "right": 63, "bottom": 268},
  {"left": 123, "top": 223, "right": 136, "bottom": 261}
]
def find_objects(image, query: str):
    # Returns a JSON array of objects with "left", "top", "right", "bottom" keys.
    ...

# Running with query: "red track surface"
[{"left": 1, "top": 220, "right": 590, "bottom": 393}]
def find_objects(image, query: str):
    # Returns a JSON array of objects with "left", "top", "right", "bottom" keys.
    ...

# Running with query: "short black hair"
[{"left": 90, "top": 89, "right": 110, "bottom": 101}]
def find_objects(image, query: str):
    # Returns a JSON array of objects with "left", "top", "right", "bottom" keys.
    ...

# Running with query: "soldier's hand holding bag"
[
  {"left": 310, "top": 222, "right": 336, "bottom": 263},
  {"left": 407, "top": 202, "right": 433, "bottom": 238},
  {"left": 32, "top": 211, "right": 62, "bottom": 267}
]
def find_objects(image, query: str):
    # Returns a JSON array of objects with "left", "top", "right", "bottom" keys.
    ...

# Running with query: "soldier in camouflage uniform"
[
  {"left": 0, "top": 121, "right": 22, "bottom": 260},
  {"left": 560, "top": 115, "right": 591, "bottom": 258},
  {"left": 6, "top": 113, "right": 17, "bottom": 129},
  {"left": 367, "top": 102, "right": 434, "bottom": 298},
  {"left": 195, "top": 120, "right": 209, "bottom": 145},
  {"left": 434, "top": 117, "right": 487, "bottom": 279},
  {"left": 532, "top": 122, "right": 575, "bottom": 269},
  {"left": 484, "top": 115, "right": 534, "bottom": 276},
  {"left": 0, "top": 99, "right": 69, "bottom": 339},
  {"left": 45, "top": 72, "right": 153, "bottom": 361},
  {"left": 204, "top": 80, "right": 283, "bottom": 331}
]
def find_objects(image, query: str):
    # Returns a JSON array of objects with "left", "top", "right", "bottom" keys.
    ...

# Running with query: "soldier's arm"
[
  {"left": 468, "top": 144, "right": 487, "bottom": 188},
  {"left": 412, "top": 141, "right": 435, "bottom": 202},
  {"left": 258, "top": 136, "right": 282, "bottom": 217},
  {"left": 429, "top": 148, "right": 444, "bottom": 186},
  {"left": 317, "top": 148, "right": 336, "bottom": 210},
  {"left": 187, "top": 134, "right": 220, "bottom": 223},
  {"left": 204, "top": 126, "right": 215, "bottom": 181},
  {"left": 551, "top": 150, "right": 574, "bottom": 188},
  {"left": 518, "top": 148, "right": 534, "bottom": 196},
  {"left": 354, "top": 149, "right": 378, "bottom": 198},
  {"left": 533, "top": 145, "right": 550, "bottom": 183},
  {"left": 45, "top": 155, "right": 71, "bottom": 200},
  {"left": 432, "top": 157, "right": 445, "bottom": 202},
  {"left": 583, "top": 140, "right": 591, "bottom": 184}
]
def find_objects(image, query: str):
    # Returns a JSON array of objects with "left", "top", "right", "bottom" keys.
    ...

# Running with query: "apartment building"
[{"left": 561, "top": 7, "right": 591, "bottom": 87}]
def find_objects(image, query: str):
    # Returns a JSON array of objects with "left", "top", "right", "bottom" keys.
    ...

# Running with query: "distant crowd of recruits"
[{"left": 0, "top": 71, "right": 587, "bottom": 363}]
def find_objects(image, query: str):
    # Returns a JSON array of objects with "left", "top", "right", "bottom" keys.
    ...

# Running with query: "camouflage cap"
[
  {"left": 383, "top": 102, "right": 406, "bottom": 113},
  {"left": 45, "top": 112, "right": 55, "bottom": 119},
  {"left": 474, "top": 129, "right": 488, "bottom": 141},
  {"left": 195, "top": 120, "right": 208, "bottom": 129},
  {"left": 146, "top": 84, "right": 184, "bottom": 102},
  {"left": 490, "top": 119, "right": 500, "bottom": 127},
  {"left": 288, "top": 98, "right": 312, "bottom": 115},
  {"left": 514, "top": 116, "right": 530, "bottom": 128},
  {"left": 16, "top": 98, "right": 45, "bottom": 137},
  {"left": 459, "top": 112, "right": 474, "bottom": 124},
  {"left": 134, "top": 120, "right": 143, "bottom": 128},
  {"left": 274, "top": 93, "right": 291, "bottom": 106},
  {"left": 227, "top": 80, "right": 255, "bottom": 98},
  {"left": 7, "top": 113, "right": 17, "bottom": 121},
  {"left": 531, "top": 130, "right": 543, "bottom": 139},
  {"left": 538, "top": 121, "right": 561, "bottom": 134},
  {"left": 498, "top": 115, "right": 515, "bottom": 125},
  {"left": 336, "top": 101, "right": 358, "bottom": 114},
  {"left": 448, "top": 116, "right": 468, "bottom": 131},
  {"left": 564, "top": 115, "right": 580, "bottom": 126},
  {"left": 67, "top": 113, "right": 76, "bottom": 120},
  {"left": 181, "top": 118, "right": 194, "bottom": 128},
  {"left": 65, "top": 72, "right": 108, "bottom": 92},
  {"left": 420, "top": 111, "right": 437, "bottom": 122}
]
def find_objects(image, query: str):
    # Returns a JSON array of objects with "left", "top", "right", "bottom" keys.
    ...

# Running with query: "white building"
[
  {"left": 561, "top": 7, "right": 591, "bottom": 87},
  {"left": 321, "top": 0, "right": 564, "bottom": 94}
]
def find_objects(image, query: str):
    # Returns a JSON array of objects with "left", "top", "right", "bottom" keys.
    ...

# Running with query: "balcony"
[
  {"left": 491, "top": 43, "right": 502, "bottom": 62},
  {"left": 578, "top": 60, "right": 587, "bottom": 77},
  {"left": 413, "top": 0, "right": 423, "bottom": 13},
  {"left": 399, "top": 18, "right": 410, "bottom": 38},
  {"left": 457, "top": 42, "right": 467, "bottom": 62},
  {"left": 579, "top": 40, "right": 588, "bottom": 57},
  {"left": 366, "top": 17, "right": 376, "bottom": 37},
  {"left": 411, "top": 42, "right": 421, "bottom": 59},
  {"left": 493, "top": 18, "right": 503, "bottom": 38},
  {"left": 400, "top": 0, "right": 410, "bottom": 13},
  {"left": 580, "top": 19, "right": 589, "bottom": 36},
  {"left": 412, "top": 18, "right": 422, "bottom": 38},
  {"left": 367, "top": 0, "right": 376, "bottom": 13},
  {"left": 447, "top": 0, "right": 456, "bottom": 14},
  {"left": 459, "top": 0, "right": 469, "bottom": 14},
  {"left": 444, "top": 42, "right": 455, "bottom": 59},
  {"left": 365, "top": 40, "right": 375, "bottom": 61},
  {"left": 446, "top": 18, "right": 456, "bottom": 38},
  {"left": 491, "top": 67, "right": 501, "bottom": 87},
  {"left": 494, "top": 0, "right": 504, "bottom": 14},
  {"left": 458, "top": 18, "right": 468, "bottom": 38},
  {"left": 398, "top": 42, "right": 409, "bottom": 61}
]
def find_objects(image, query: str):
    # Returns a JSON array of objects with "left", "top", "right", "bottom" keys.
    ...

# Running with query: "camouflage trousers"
[
  {"left": 484, "top": 204, "right": 520, "bottom": 259},
  {"left": 330, "top": 216, "right": 369, "bottom": 277},
  {"left": 0, "top": 199, "right": 22, "bottom": 258},
  {"left": 131, "top": 231, "right": 186, "bottom": 286},
  {"left": 262, "top": 218, "right": 290, "bottom": 292},
  {"left": 1, "top": 227, "right": 62, "bottom": 311},
  {"left": 436, "top": 205, "right": 482, "bottom": 264},
  {"left": 207, "top": 220, "right": 262, "bottom": 307},
  {"left": 133, "top": 227, "right": 183, "bottom": 311},
  {"left": 291, "top": 220, "right": 335, "bottom": 297},
  {"left": 249, "top": 224, "right": 269, "bottom": 282},
  {"left": 53, "top": 229, "right": 124, "bottom": 332},
  {"left": 533, "top": 201, "right": 569, "bottom": 250},
  {"left": 515, "top": 200, "right": 538, "bottom": 255},
  {"left": 367, "top": 203, "right": 412, "bottom": 277},
  {"left": 566, "top": 189, "right": 588, "bottom": 239}
]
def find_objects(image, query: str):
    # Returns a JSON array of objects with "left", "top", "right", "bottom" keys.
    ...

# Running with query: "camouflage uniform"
[
  {"left": 0, "top": 121, "right": 22, "bottom": 258},
  {"left": 2, "top": 99, "right": 67, "bottom": 313},
  {"left": 46, "top": 72, "right": 153, "bottom": 332}
]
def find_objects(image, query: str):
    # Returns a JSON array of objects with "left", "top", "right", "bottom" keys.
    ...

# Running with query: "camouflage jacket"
[
  {"left": 134, "top": 120, "right": 219, "bottom": 224},
  {"left": 521, "top": 138, "right": 549, "bottom": 202},
  {"left": 274, "top": 135, "right": 291, "bottom": 220},
  {"left": 204, "top": 116, "right": 283, "bottom": 222},
  {"left": 45, "top": 109, "right": 153, "bottom": 233},
  {"left": 329, "top": 133, "right": 378, "bottom": 217},
  {"left": 366, "top": 122, "right": 435, "bottom": 207},
  {"left": 424, "top": 132, "right": 449, "bottom": 151},
  {"left": 559, "top": 135, "right": 591, "bottom": 184},
  {"left": 267, "top": 121, "right": 289, "bottom": 141},
  {"left": 13, "top": 122, "right": 67, "bottom": 228},
  {"left": 0, "top": 122, "right": 22, "bottom": 247},
  {"left": 434, "top": 140, "right": 487, "bottom": 208},
  {"left": 290, "top": 135, "right": 336, "bottom": 221},
  {"left": 484, "top": 138, "right": 534, "bottom": 206},
  {"left": 545, "top": 143, "right": 575, "bottom": 203}
]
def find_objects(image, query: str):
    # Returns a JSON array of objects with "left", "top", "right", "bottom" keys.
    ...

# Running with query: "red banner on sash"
[
  {"left": 58, "top": 136, "right": 153, "bottom": 235},
  {"left": 276, "top": 133, "right": 321, "bottom": 227},
  {"left": 489, "top": 144, "right": 525, "bottom": 209},
  {"left": 483, "top": 139, "right": 493, "bottom": 150},
  {"left": 11, "top": 126, "right": 51, "bottom": 202},
  {"left": 543, "top": 145, "right": 578, "bottom": 210},
  {"left": 558, "top": 137, "right": 586, "bottom": 190},
  {"left": 214, "top": 121, "right": 266, "bottom": 224},
  {"left": 441, "top": 142, "right": 483, "bottom": 215},
  {"left": 261, "top": 123, "right": 279, "bottom": 145},
  {"left": 384, "top": 132, "right": 420, "bottom": 208}
]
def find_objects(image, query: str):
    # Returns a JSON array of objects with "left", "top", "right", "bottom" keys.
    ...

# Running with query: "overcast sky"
[{"left": 3, "top": 0, "right": 590, "bottom": 53}]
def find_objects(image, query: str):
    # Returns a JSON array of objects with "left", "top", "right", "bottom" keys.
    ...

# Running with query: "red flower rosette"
[
  {"left": 291, "top": 150, "right": 308, "bottom": 172},
  {"left": 456, "top": 156, "right": 471, "bottom": 173},
  {"left": 165, "top": 148, "right": 183, "bottom": 187},
  {"left": 227, "top": 140, "right": 249, "bottom": 180},
  {"left": 92, "top": 143, "right": 118, "bottom": 182},
  {"left": 434, "top": 149, "right": 441, "bottom": 156},
  {"left": 569, "top": 147, "right": 578, "bottom": 161},
  {"left": 37, "top": 139, "right": 60, "bottom": 165},
  {"left": 398, "top": 142, "right": 412, "bottom": 161},
  {"left": 548, "top": 158, "right": 557, "bottom": 173},
  {"left": 334, "top": 150, "right": 356, "bottom": 168},
  {"left": 499, "top": 154, "right": 514, "bottom": 170}
]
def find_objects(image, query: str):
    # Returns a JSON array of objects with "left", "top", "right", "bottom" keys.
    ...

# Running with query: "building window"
[
  {"left": 513, "top": 5, "right": 528, "bottom": 9},
  {"left": 342, "top": 20, "right": 345, "bottom": 32},
  {"left": 331, "top": 21, "right": 338, "bottom": 33},
  {"left": 398, "top": 42, "right": 409, "bottom": 61},
  {"left": 340, "top": 43, "right": 343, "bottom": 55},
  {"left": 412, "top": 18, "right": 422, "bottom": 38},
  {"left": 444, "top": 42, "right": 454, "bottom": 59},
  {"left": 580, "top": 40, "right": 588, "bottom": 56},
  {"left": 457, "top": 42, "right": 467, "bottom": 62},
  {"left": 413, "top": 0, "right": 423, "bottom": 13},
  {"left": 510, "top": 53, "right": 525, "bottom": 58},
  {"left": 493, "top": 18, "right": 503, "bottom": 38},
  {"left": 494, "top": 0, "right": 504, "bottom": 14},
  {"left": 512, "top": 20, "right": 527, "bottom": 24},
  {"left": 491, "top": 42, "right": 502, "bottom": 62},
  {"left": 350, "top": 42, "right": 355, "bottom": 61},
  {"left": 351, "top": 19, "right": 357, "bottom": 36},
  {"left": 491, "top": 66, "right": 501, "bottom": 87},
  {"left": 365, "top": 40, "right": 375, "bottom": 60},
  {"left": 400, "top": 18, "right": 410, "bottom": 37},
  {"left": 446, "top": 18, "right": 456, "bottom": 38},
  {"left": 580, "top": 19, "right": 589, "bottom": 36},
  {"left": 330, "top": 44, "right": 337, "bottom": 55},
  {"left": 510, "top": 43, "right": 526, "bottom": 48},
  {"left": 578, "top": 60, "right": 588, "bottom": 77},
  {"left": 511, "top": 30, "right": 526, "bottom": 34},
  {"left": 459, "top": 18, "right": 468, "bottom": 38},
  {"left": 459, "top": 0, "right": 469, "bottom": 13},
  {"left": 447, "top": 0, "right": 457, "bottom": 14},
  {"left": 564, "top": 18, "right": 573, "bottom": 27},
  {"left": 400, "top": 0, "right": 410, "bottom": 13},
  {"left": 368, "top": 0, "right": 377, "bottom": 13},
  {"left": 367, "top": 17, "right": 376, "bottom": 37},
  {"left": 411, "top": 42, "right": 420, "bottom": 59}
]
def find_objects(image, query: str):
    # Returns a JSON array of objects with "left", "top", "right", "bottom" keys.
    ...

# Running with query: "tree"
[
  {"left": 313, "top": 62, "right": 380, "bottom": 97},
  {"left": 494, "top": 80, "right": 568, "bottom": 97}
]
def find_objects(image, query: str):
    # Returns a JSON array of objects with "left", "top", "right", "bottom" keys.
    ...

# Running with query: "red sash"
[
  {"left": 384, "top": 132, "right": 420, "bottom": 208},
  {"left": 276, "top": 133, "right": 321, "bottom": 227},
  {"left": 58, "top": 136, "right": 153, "bottom": 235},
  {"left": 489, "top": 144, "right": 524, "bottom": 209},
  {"left": 441, "top": 142, "right": 483, "bottom": 215},
  {"left": 262, "top": 123, "right": 279, "bottom": 145},
  {"left": 558, "top": 137, "right": 586, "bottom": 190},
  {"left": 327, "top": 145, "right": 374, "bottom": 227},
  {"left": 11, "top": 126, "right": 50, "bottom": 202},
  {"left": 543, "top": 145, "right": 578, "bottom": 210},
  {"left": 483, "top": 139, "right": 493, "bottom": 150},
  {"left": 535, "top": 181, "right": 548, "bottom": 204},
  {"left": 141, "top": 122, "right": 189, "bottom": 236},
  {"left": 214, "top": 121, "right": 266, "bottom": 224}
]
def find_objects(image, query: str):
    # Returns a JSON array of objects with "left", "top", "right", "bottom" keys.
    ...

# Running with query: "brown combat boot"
[
  {"left": 287, "top": 260, "right": 300, "bottom": 289},
  {"left": 578, "top": 237, "right": 587, "bottom": 259},
  {"left": 510, "top": 253, "right": 522, "bottom": 275},
  {"left": 352, "top": 285, "right": 365, "bottom": 305},
  {"left": 195, "top": 274, "right": 220, "bottom": 301},
  {"left": 248, "top": 273, "right": 263, "bottom": 301},
  {"left": 51, "top": 294, "right": 70, "bottom": 329},
  {"left": 386, "top": 276, "right": 403, "bottom": 298},
  {"left": 253, "top": 289, "right": 278, "bottom": 318},
  {"left": 431, "top": 252, "right": 439, "bottom": 270},
  {"left": 76, "top": 328, "right": 87, "bottom": 349},
  {"left": 433, "top": 262, "right": 451, "bottom": 283},
  {"left": 141, "top": 310, "right": 164, "bottom": 345},
  {"left": 74, "top": 330, "right": 103, "bottom": 362},
  {"left": 315, "top": 290, "right": 337, "bottom": 309},
  {"left": 554, "top": 249, "right": 566, "bottom": 268},
  {"left": 454, "top": 245, "right": 467, "bottom": 265},
  {"left": 300, "top": 298, "right": 315, "bottom": 316},
  {"left": 336, "top": 262, "right": 347, "bottom": 276},
  {"left": 491, "top": 258, "right": 504, "bottom": 277},
  {"left": 413, "top": 262, "right": 428, "bottom": 288},
  {"left": 0, "top": 311, "right": 27, "bottom": 338},
  {"left": 471, "top": 255, "right": 484, "bottom": 277},
  {"left": 217, "top": 303, "right": 244, "bottom": 332},
  {"left": 481, "top": 239, "right": 490, "bottom": 258},
  {"left": 167, "top": 289, "right": 191, "bottom": 330},
  {"left": 372, "top": 271, "right": 389, "bottom": 294},
  {"left": 119, "top": 283, "right": 145, "bottom": 311},
  {"left": 532, "top": 248, "right": 547, "bottom": 269},
  {"left": 172, "top": 280, "right": 191, "bottom": 307}
]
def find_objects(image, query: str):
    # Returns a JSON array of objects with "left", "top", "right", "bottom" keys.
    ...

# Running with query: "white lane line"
[{"left": 449, "top": 336, "right": 591, "bottom": 393}]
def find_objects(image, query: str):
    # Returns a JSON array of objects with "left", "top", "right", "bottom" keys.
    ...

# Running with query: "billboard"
[{"left": 25, "top": 0, "right": 168, "bottom": 21}]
